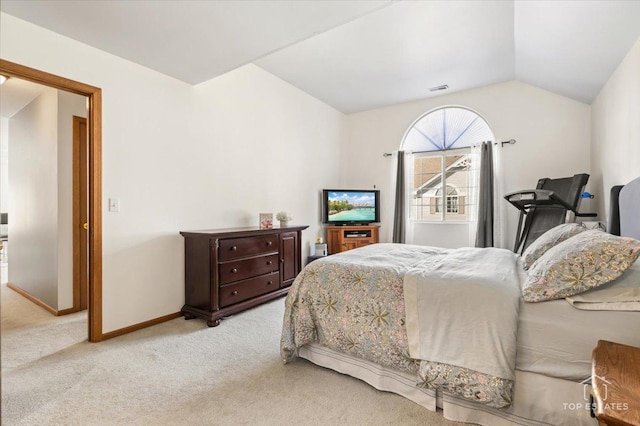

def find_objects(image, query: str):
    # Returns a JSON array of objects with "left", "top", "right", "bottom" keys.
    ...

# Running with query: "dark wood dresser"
[{"left": 180, "top": 226, "right": 308, "bottom": 327}]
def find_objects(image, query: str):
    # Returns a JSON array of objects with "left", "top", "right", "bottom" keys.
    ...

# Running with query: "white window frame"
[{"left": 411, "top": 148, "right": 471, "bottom": 223}]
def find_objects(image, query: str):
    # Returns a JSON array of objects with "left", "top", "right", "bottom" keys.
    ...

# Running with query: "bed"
[{"left": 281, "top": 177, "right": 640, "bottom": 426}]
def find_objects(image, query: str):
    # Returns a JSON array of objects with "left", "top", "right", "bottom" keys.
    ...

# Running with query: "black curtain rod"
[{"left": 383, "top": 139, "right": 516, "bottom": 157}]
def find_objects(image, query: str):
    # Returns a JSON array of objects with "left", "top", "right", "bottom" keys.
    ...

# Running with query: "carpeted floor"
[{"left": 1, "top": 280, "right": 463, "bottom": 425}]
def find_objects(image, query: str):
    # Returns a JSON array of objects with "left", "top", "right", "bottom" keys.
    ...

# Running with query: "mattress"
[{"left": 516, "top": 259, "right": 640, "bottom": 380}]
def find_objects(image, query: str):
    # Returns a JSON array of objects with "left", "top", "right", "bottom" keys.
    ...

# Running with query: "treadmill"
[{"left": 505, "top": 173, "right": 597, "bottom": 254}]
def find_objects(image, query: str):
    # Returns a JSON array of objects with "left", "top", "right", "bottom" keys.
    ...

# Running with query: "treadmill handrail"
[
  {"left": 504, "top": 189, "right": 576, "bottom": 212},
  {"left": 575, "top": 212, "right": 598, "bottom": 217}
]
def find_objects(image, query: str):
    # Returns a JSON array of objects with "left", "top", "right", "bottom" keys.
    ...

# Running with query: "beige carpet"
[{"left": 1, "top": 282, "right": 464, "bottom": 425}]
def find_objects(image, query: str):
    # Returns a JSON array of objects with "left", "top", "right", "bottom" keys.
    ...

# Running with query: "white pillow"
[
  {"left": 523, "top": 230, "right": 640, "bottom": 302},
  {"left": 521, "top": 223, "right": 585, "bottom": 270}
]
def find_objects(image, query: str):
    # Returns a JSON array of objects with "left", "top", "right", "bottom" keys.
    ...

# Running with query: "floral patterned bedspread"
[{"left": 281, "top": 243, "right": 515, "bottom": 408}]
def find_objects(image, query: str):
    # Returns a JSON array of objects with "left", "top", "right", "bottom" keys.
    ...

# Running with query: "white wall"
[
  {"left": 1, "top": 12, "right": 346, "bottom": 332},
  {"left": 192, "top": 64, "right": 345, "bottom": 243},
  {"left": 9, "top": 88, "right": 59, "bottom": 307},
  {"left": 591, "top": 37, "right": 640, "bottom": 222},
  {"left": 345, "top": 81, "right": 591, "bottom": 249},
  {"left": 57, "top": 91, "right": 87, "bottom": 309}
]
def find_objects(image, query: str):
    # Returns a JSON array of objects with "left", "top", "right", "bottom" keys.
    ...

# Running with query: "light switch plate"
[{"left": 109, "top": 198, "right": 120, "bottom": 212}]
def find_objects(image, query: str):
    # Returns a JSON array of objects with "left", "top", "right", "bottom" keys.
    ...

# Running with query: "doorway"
[
  {"left": 0, "top": 59, "right": 103, "bottom": 342},
  {"left": 73, "top": 116, "right": 88, "bottom": 311}
]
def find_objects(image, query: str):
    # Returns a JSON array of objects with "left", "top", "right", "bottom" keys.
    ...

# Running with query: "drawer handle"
[
  {"left": 266, "top": 241, "right": 273, "bottom": 246},
  {"left": 231, "top": 290, "right": 238, "bottom": 296},
  {"left": 231, "top": 268, "right": 238, "bottom": 273},
  {"left": 267, "top": 280, "right": 273, "bottom": 286},
  {"left": 230, "top": 246, "right": 237, "bottom": 251},
  {"left": 266, "top": 260, "right": 273, "bottom": 265}
]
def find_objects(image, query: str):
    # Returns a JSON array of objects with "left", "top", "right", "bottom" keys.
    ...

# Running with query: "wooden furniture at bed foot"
[
  {"left": 180, "top": 226, "right": 308, "bottom": 327},
  {"left": 591, "top": 340, "right": 640, "bottom": 426},
  {"left": 326, "top": 225, "right": 379, "bottom": 254}
]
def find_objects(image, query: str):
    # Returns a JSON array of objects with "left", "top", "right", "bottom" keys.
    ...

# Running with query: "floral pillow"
[
  {"left": 521, "top": 223, "right": 585, "bottom": 270},
  {"left": 523, "top": 230, "right": 640, "bottom": 302}
]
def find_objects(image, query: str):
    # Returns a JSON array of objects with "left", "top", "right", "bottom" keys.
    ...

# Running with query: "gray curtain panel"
[
  {"left": 392, "top": 151, "right": 405, "bottom": 243},
  {"left": 475, "top": 142, "right": 494, "bottom": 247}
]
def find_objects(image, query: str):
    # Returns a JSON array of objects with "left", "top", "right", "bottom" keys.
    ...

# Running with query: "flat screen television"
[{"left": 322, "top": 189, "right": 380, "bottom": 225}]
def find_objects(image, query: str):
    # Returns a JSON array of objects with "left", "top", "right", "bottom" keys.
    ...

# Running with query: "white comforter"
[{"left": 403, "top": 247, "right": 522, "bottom": 381}]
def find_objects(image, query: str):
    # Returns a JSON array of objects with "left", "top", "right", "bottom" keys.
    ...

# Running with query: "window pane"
[
  {"left": 444, "top": 154, "right": 472, "bottom": 222},
  {"left": 402, "top": 107, "right": 494, "bottom": 152},
  {"left": 412, "top": 155, "right": 442, "bottom": 221},
  {"left": 411, "top": 152, "right": 474, "bottom": 223}
]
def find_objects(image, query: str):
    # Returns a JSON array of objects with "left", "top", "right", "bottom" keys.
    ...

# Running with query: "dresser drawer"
[
  {"left": 218, "top": 235, "right": 278, "bottom": 261},
  {"left": 219, "top": 272, "right": 279, "bottom": 307},
  {"left": 219, "top": 254, "right": 279, "bottom": 284}
]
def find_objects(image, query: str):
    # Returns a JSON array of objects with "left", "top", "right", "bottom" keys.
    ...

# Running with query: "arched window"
[{"left": 401, "top": 107, "right": 494, "bottom": 222}]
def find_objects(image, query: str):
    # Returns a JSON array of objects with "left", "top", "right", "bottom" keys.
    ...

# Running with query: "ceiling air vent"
[{"left": 429, "top": 84, "right": 449, "bottom": 92}]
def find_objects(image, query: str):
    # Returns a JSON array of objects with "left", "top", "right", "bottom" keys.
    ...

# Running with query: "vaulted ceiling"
[{"left": 2, "top": 0, "right": 639, "bottom": 114}]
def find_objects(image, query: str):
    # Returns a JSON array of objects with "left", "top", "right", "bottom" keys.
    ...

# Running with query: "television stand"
[{"left": 327, "top": 225, "right": 380, "bottom": 254}]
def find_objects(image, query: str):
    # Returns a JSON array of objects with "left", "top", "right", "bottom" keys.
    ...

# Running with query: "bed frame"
[{"left": 298, "top": 177, "right": 640, "bottom": 426}]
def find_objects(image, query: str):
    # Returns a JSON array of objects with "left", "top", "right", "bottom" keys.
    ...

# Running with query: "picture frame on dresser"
[
  {"left": 180, "top": 225, "right": 308, "bottom": 327},
  {"left": 259, "top": 213, "right": 273, "bottom": 229}
]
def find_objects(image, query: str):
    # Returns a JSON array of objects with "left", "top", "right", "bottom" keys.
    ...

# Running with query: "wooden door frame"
[{"left": 0, "top": 59, "right": 103, "bottom": 342}]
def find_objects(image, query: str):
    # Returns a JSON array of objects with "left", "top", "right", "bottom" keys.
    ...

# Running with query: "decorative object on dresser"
[
  {"left": 258, "top": 213, "right": 273, "bottom": 229},
  {"left": 275, "top": 211, "right": 291, "bottom": 228},
  {"left": 326, "top": 224, "right": 379, "bottom": 254},
  {"left": 180, "top": 226, "right": 308, "bottom": 327}
]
